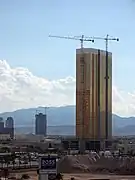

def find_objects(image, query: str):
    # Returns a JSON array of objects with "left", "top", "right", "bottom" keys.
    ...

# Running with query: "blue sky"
[{"left": 0, "top": 0, "right": 135, "bottom": 92}]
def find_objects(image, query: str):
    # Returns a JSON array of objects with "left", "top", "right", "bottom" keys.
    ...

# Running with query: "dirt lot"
[
  {"left": 8, "top": 155, "right": 135, "bottom": 179},
  {"left": 10, "top": 171, "right": 37, "bottom": 180},
  {"left": 10, "top": 171, "right": 135, "bottom": 180},
  {"left": 64, "top": 173, "right": 135, "bottom": 180}
]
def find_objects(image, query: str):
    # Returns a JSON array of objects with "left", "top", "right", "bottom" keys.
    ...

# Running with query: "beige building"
[
  {"left": 0, "top": 134, "right": 11, "bottom": 140},
  {"left": 15, "top": 134, "right": 45, "bottom": 142},
  {"left": 76, "top": 48, "right": 112, "bottom": 140}
]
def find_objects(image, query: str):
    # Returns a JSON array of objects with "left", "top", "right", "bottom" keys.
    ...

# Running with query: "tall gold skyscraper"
[{"left": 76, "top": 48, "right": 112, "bottom": 140}]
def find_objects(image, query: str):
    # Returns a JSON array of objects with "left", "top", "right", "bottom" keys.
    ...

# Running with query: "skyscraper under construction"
[{"left": 76, "top": 48, "right": 112, "bottom": 141}]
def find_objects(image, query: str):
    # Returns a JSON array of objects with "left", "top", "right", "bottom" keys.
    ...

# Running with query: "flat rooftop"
[{"left": 76, "top": 48, "right": 112, "bottom": 56}]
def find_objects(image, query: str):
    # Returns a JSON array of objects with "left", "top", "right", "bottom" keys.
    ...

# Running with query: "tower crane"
[
  {"left": 89, "top": 34, "right": 119, "bottom": 52},
  {"left": 49, "top": 35, "right": 94, "bottom": 49},
  {"left": 91, "top": 34, "right": 119, "bottom": 140},
  {"left": 49, "top": 34, "right": 94, "bottom": 153},
  {"left": 49, "top": 34, "right": 119, "bottom": 150}
]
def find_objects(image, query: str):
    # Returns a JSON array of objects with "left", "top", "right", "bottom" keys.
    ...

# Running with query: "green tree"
[
  {"left": 27, "top": 153, "right": 31, "bottom": 168},
  {"left": 0, "top": 156, "right": 4, "bottom": 168},
  {"left": 4, "top": 155, "right": 11, "bottom": 168},
  {"left": 2, "top": 168, "right": 9, "bottom": 180},
  {"left": 21, "top": 174, "right": 30, "bottom": 179},
  {"left": 0, "top": 147, "right": 10, "bottom": 153},
  {"left": 18, "top": 152, "right": 21, "bottom": 169},
  {"left": 23, "top": 156, "right": 28, "bottom": 168},
  {"left": 11, "top": 153, "right": 16, "bottom": 169},
  {"left": 49, "top": 143, "right": 52, "bottom": 148}
]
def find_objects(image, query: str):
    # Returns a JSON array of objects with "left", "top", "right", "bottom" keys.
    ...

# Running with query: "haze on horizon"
[{"left": 0, "top": 0, "right": 135, "bottom": 117}]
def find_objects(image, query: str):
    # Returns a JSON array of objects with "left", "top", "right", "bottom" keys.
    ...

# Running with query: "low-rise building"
[
  {"left": 15, "top": 134, "right": 45, "bottom": 142},
  {"left": 0, "top": 134, "right": 11, "bottom": 140}
]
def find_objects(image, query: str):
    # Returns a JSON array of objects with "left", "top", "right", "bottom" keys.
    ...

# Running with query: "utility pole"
[
  {"left": 92, "top": 34, "right": 119, "bottom": 140},
  {"left": 49, "top": 34, "right": 94, "bottom": 153}
]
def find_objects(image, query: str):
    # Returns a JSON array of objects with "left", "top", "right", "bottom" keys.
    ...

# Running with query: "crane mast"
[
  {"left": 91, "top": 34, "right": 119, "bottom": 140},
  {"left": 105, "top": 35, "right": 119, "bottom": 140}
]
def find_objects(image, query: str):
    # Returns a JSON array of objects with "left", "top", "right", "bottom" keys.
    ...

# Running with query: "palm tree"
[
  {"left": 18, "top": 152, "right": 21, "bottom": 169},
  {"left": 23, "top": 155, "right": 28, "bottom": 169},
  {"left": 2, "top": 168, "right": 9, "bottom": 180},
  {"left": 0, "top": 147, "right": 10, "bottom": 153},
  {"left": 4, "top": 155, "right": 10, "bottom": 168},
  {"left": 21, "top": 174, "right": 30, "bottom": 179},
  {"left": 49, "top": 143, "right": 52, "bottom": 148},
  {"left": 0, "top": 156, "right": 4, "bottom": 168},
  {"left": 11, "top": 153, "right": 16, "bottom": 169},
  {"left": 27, "top": 153, "right": 31, "bottom": 168}
]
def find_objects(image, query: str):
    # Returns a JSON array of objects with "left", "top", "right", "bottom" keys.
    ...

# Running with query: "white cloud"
[
  {"left": 112, "top": 86, "right": 135, "bottom": 117},
  {"left": 0, "top": 60, "right": 134, "bottom": 117}
]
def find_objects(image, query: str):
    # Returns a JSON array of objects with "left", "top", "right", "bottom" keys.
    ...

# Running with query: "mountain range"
[{"left": 0, "top": 105, "right": 135, "bottom": 136}]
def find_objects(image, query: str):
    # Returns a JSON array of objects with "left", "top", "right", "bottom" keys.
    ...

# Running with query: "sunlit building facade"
[{"left": 76, "top": 48, "right": 112, "bottom": 140}]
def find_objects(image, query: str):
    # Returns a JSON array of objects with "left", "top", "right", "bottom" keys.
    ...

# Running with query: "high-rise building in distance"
[
  {"left": 76, "top": 48, "right": 112, "bottom": 140},
  {"left": 35, "top": 113, "right": 47, "bottom": 136},
  {"left": 5, "top": 117, "right": 14, "bottom": 139},
  {"left": 0, "top": 117, "right": 4, "bottom": 133}
]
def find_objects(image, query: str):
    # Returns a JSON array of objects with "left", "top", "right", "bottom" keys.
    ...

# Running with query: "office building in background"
[
  {"left": 5, "top": 117, "right": 14, "bottom": 139},
  {"left": 76, "top": 48, "right": 112, "bottom": 140},
  {"left": 0, "top": 117, "right": 4, "bottom": 133},
  {"left": 35, "top": 113, "right": 47, "bottom": 136}
]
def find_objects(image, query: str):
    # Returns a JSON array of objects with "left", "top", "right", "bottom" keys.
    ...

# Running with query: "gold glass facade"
[{"left": 76, "top": 48, "right": 112, "bottom": 140}]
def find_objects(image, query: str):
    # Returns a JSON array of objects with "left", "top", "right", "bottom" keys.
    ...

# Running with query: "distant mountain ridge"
[{"left": 0, "top": 105, "right": 135, "bottom": 135}]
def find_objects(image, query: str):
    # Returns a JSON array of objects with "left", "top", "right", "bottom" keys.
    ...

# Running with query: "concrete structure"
[
  {"left": 0, "top": 118, "right": 4, "bottom": 133},
  {"left": 76, "top": 48, "right": 112, "bottom": 140},
  {"left": 0, "top": 117, "right": 15, "bottom": 137},
  {"left": 15, "top": 134, "right": 45, "bottom": 142},
  {"left": 35, "top": 113, "right": 47, "bottom": 136},
  {"left": 0, "top": 134, "right": 10, "bottom": 140},
  {"left": 5, "top": 117, "right": 14, "bottom": 139}
]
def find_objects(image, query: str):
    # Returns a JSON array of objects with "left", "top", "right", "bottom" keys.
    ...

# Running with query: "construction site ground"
[
  {"left": 57, "top": 154, "right": 135, "bottom": 175},
  {"left": 9, "top": 171, "right": 135, "bottom": 180},
  {"left": 7, "top": 154, "right": 135, "bottom": 179}
]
